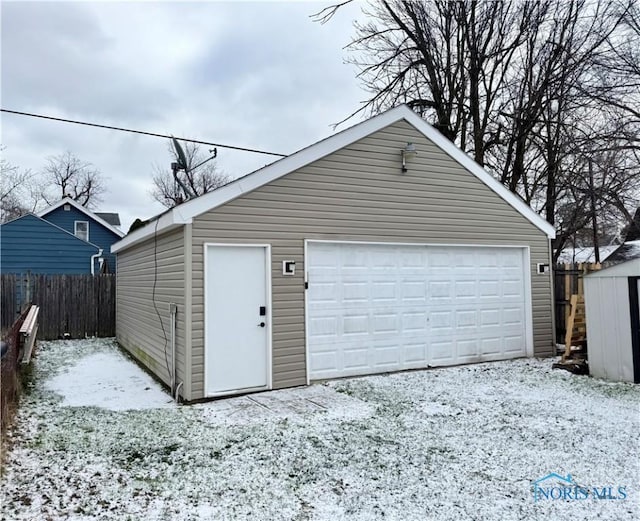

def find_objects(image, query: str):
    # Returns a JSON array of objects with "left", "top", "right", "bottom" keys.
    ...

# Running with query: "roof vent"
[{"left": 63, "top": 204, "right": 71, "bottom": 211}]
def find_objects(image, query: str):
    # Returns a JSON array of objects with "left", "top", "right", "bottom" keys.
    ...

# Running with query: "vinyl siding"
[
  {"left": 0, "top": 214, "right": 99, "bottom": 274},
  {"left": 115, "top": 227, "right": 188, "bottom": 396},
  {"left": 44, "top": 205, "right": 121, "bottom": 272},
  {"left": 190, "top": 120, "right": 554, "bottom": 399}
]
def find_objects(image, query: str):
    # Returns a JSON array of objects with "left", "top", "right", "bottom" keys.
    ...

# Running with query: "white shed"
[{"left": 584, "top": 259, "right": 640, "bottom": 383}]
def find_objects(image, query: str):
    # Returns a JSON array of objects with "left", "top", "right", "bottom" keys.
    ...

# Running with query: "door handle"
[{"left": 258, "top": 322, "right": 266, "bottom": 328}]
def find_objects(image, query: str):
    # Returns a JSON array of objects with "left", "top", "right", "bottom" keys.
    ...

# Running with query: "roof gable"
[
  {"left": 113, "top": 105, "right": 554, "bottom": 253},
  {"left": 603, "top": 240, "right": 640, "bottom": 264},
  {"left": 38, "top": 197, "right": 125, "bottom": 238},
  {"left": 95, "top": 212, "right": 121, "bottom": 226}
]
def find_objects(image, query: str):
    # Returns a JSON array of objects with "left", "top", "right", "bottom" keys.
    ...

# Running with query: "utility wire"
[{"left": 1, "top": 108, "right": 288, "bottom": 158}]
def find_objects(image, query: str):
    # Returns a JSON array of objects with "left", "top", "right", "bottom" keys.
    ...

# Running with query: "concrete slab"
[{"left": 197, "top": 384, "right": 372, "bottom": 425}]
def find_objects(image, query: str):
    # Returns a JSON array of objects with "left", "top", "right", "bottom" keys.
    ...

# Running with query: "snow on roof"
[
  {"left": 556, "top": 245, "right": 618, "bottom": 264},
  {"left": 605, "top": 240, "right": 640, "bottom": 264}
]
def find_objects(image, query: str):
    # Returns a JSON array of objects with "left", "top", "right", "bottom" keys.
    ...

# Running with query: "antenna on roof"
[
  {"left": 170, "top": 137, "right": 219, "bottom": 203},
  {"left": 171, "top": 137, "right": 196, "bottom": 201}
]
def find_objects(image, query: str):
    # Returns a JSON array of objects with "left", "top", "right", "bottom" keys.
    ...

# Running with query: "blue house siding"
[
  {"left": 0, "top": 214, "right": 99, "bottom": 274},
  {"left": 43, "top": 205, "right": 120, "bottom": 272}
]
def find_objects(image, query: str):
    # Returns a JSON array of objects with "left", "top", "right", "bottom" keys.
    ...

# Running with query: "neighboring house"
[
  {"left": 112, "top": 104, "right": 556, "bottom": 402},
  {"left": 37, "top": 198, "right": 124, "bottom": 273},
  {"left": 557, "top": 245, "right": 618, "bottom": 264},
  {"left": 606, "top": 240, "right": 640, "bottom": 264},
  {"left": 0, "top": 213, "right": 101, "bottom": 274},
  {"left": 605, "top": 209, "right": 640, "bottom": 264}
]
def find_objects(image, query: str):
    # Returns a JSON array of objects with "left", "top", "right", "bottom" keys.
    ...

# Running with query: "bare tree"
[
  {"left": 40, "top": 151, "right": 106, "bottom": 208},
  {"left": 316, "top": 0, "right": 639, "bottom": 257},
  {"left": 150, "top": 141, "right": 230, "bottom": 208},
  {"left": 0, "top": 146, "right": 37, "bottom": 222}
]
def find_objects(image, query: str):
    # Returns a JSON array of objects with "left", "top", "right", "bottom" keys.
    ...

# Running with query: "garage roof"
[{"left": 113, "top": 104, "right": 555, "bottom": 253}]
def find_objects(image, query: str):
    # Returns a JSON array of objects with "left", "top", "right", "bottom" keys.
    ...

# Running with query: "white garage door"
[{"left": 306, "top": 242, "right": 530, "bottom": 380}]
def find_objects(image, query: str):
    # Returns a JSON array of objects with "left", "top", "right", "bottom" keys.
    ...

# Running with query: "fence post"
[{"left": 24, "top": 271, "right": 31, "bottom": 309}]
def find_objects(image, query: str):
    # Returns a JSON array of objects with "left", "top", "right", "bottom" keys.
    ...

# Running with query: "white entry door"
[
  {"left": 306, "top": 242, "right": 530, "bottom": 380},
  {"left": 205, "top": 245, "right": 270, "bottom": 396}
]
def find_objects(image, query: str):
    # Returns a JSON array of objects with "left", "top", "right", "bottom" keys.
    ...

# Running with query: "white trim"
[
  {"left": 111, "top": 104, "right": 554, "bottom": 253},
  {"left": 183, "top": 223, "right": 193, "bottom": 401},
  {"left": 74, "top": 220, "right": 89, "bottom": 242},
  {"left": 203, "top": 243, "right": 210, "bottom": 396},
  {"left": 38, "top": 197, "right": 125, "bottom": 238},
  {"left": 304, "top": 239, "right": 536, "bottom": 379},
  {"left": 203, "top": 242, "right": 273, "bottom": 397},
  {"left": 306, "top": 238, "right": 534, "bottom": 249},
  {"left": 522, "top": 246, "right": 535, "bottom": 357},
  {"left": 111, "top": 211, "right": 179, "bottom": 253},
  {"left": 266, "top": 244, "right": 273, "bottom": 391},
  {"left": 303, "top": 239, "right": 310, "bottom": 386},
  {"left": 548, "top": 237, "right": 557, "bottom": 349}
]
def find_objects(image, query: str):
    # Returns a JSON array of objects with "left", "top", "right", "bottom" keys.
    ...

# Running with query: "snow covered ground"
[{"left": 1, "top": 338, "right": 639, "bottom": 520}]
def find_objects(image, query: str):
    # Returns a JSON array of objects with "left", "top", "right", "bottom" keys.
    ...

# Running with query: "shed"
[
  {"left": 112, "top": 104, "right": 556, "bottom": 401},
  {"left": 584, "top": 259, "right": 640, "bottom": 383}
]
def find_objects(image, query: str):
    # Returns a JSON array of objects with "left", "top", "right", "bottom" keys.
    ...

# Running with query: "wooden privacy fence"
[
  {"left": 554, "top": 263, "right": 601, "bottom": 343},
  {"left": 0, "top": 274, "right": 18, "bottom": 332},
  {"left": 1, "top": 306, "right": 29, "bottom": 438},
  {"left": 0, "top": 274, "right": 115, "bottom": 340}
]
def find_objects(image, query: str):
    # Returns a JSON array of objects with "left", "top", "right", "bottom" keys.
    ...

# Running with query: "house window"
[{"left": 75, "top": 221, "right": 89, "bottom": 241}]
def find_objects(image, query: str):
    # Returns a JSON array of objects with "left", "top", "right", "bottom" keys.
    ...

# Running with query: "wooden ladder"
[{"left": 563, "top": 294, "right": 586, "bottom": 360}]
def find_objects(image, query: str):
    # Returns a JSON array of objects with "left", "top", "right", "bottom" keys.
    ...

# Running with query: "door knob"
[{"left": 258, "top": 322, "right": 266, "bottom": 328}]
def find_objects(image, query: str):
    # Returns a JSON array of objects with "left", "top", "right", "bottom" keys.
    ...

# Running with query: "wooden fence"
[
  {"left": 0, "top": 274, "right": 115, "bottom": 340},
  {"left": 0, "top": 274, "right": 18, "bottom": 333},
  {"left": 554, "top": 263, "right": 601, "bottom": 343},
  {"left": 1, "top": 306, "right": 29, "bottom": 438}
]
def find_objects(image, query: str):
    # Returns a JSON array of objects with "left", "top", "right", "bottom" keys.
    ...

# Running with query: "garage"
[
  {"left": 306, "top": 241, "right": 531, "bottom": 380},
  {"left": 113, "top": 104, "right": 554, "bottom": 401}
]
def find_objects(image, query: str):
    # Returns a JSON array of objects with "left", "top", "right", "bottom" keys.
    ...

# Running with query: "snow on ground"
[
  {"left": 1, "top": 338, "right": 639, "bottom": 521},
  {"left": 44, "top": 351, "right": 174, "bottom": 410}
]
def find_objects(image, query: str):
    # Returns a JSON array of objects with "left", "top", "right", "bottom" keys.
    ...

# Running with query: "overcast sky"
[{"left": 1, "top": 1, "right": 367, "bottom": 231}]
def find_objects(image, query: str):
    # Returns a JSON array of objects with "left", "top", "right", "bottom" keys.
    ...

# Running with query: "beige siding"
[
  {"left": 190, "top": 120, "right": 554, "bottom": 399},
  {"left": 116, "top": 227, "right": 188, "bottom": 396}
]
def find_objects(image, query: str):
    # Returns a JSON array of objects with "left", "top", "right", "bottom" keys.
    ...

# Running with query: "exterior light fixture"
[{"left": 401, "top": 142, "right": 418, "bottom": 172}]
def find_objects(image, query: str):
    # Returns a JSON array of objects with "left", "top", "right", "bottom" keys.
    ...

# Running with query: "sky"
[{"left": 1, "top": 0, "right": 368, "bottom": 231}]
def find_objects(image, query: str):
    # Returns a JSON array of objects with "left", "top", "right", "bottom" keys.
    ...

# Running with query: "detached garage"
[{"left": 112, "top": 104, "right": 556, "bottom": 401}]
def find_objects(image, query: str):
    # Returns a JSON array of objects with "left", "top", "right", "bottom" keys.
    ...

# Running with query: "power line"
[{"left": 0, "top": 108, "right": 288, "bottom": 158}]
